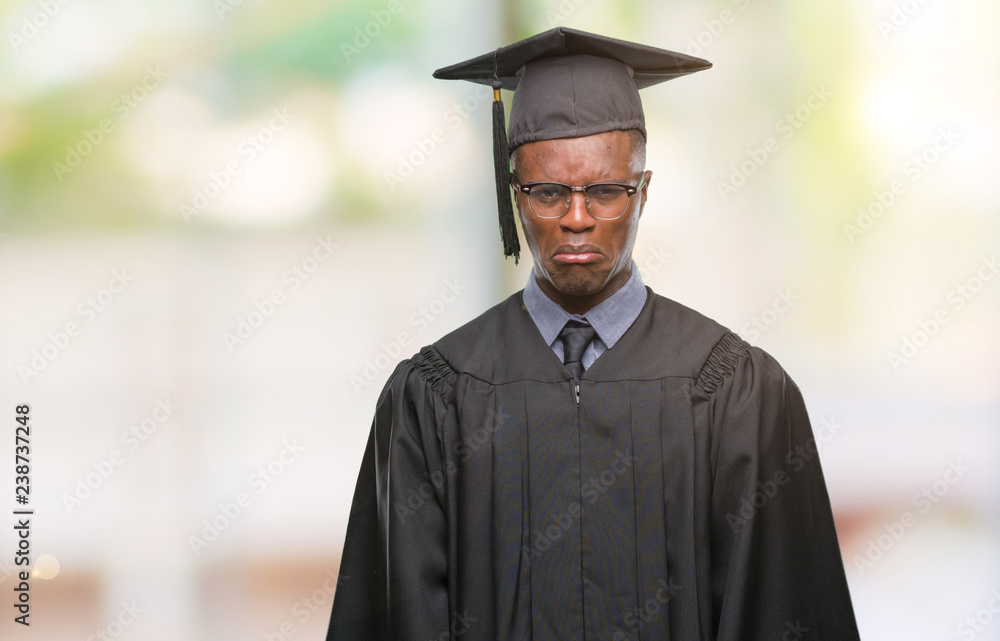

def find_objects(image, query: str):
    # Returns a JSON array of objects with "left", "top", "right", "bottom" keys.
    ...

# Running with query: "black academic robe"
[{"left": 327, "top": 288, "right": 860, "bottom": 641}]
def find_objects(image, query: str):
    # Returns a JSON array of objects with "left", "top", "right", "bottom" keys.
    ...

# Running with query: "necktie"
[{"left": 558, "top": 319, "right": 596, "bottom": 385}]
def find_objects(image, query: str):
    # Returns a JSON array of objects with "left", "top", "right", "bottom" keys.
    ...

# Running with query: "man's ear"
[
  {"left": 638, "top": 170, "right": 652, "bottom": 214},
  {"left": 511, "top": 189, "right": 534, "bottom": 244},
  {"left": 510, "top": 187, "right": 525, "bottom": 219}
]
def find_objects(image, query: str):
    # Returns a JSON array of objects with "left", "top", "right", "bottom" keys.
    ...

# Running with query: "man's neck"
[{"left": 535, "top": 264, "right": 632, "bottom": 316}]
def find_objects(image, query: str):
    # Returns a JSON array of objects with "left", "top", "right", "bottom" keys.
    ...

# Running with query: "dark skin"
[{"left": 513, "top": 130, "right": 652, "bottom": 315}]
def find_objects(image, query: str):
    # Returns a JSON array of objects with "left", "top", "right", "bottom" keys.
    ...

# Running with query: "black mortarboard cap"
[{"left": 433, "top": 27, "right": 711, "bottom": 262}]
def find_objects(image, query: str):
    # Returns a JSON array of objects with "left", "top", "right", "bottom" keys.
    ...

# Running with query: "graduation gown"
[{"left": 327, "top": 288, "right": 860, "bottom": 641}]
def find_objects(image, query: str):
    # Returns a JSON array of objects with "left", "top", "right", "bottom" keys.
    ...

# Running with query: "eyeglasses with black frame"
[{"left": 512, "top": 175, "right": 646, "bottom": 221}]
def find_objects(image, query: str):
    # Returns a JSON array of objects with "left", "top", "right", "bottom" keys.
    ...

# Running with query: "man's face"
[{"left": 513, "top": 129, "right": 651, "bottom": 314}]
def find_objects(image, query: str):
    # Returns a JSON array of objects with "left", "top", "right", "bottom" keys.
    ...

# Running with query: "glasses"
[{"left": 513, "top": 175, "right": 645, "bottom": 221}]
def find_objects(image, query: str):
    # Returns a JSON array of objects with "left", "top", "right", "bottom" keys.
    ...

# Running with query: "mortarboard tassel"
[{"left": 492, "top": 62, "right": 520, "bottom": 263}]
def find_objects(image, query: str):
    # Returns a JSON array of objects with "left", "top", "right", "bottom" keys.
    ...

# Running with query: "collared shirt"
[{"left": 522, "top": 260, "right": 647, "bottom": 371}]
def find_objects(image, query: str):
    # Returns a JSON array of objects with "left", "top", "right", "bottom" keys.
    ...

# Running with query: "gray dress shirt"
[{"left": 521, "top": 260, "right": 648, "bottom": 371}]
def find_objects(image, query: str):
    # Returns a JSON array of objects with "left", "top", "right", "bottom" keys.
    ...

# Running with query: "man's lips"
[{"left": 552, "top": 245, "right": 603, "bottom": 264}]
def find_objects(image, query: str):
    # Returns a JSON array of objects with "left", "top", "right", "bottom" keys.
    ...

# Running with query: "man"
[{"left": 327, "top": 27, "right": 860, "bottom": 641}]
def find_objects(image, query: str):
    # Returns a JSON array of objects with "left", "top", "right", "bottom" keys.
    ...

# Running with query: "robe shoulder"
[{"left": 425, "top": 286, "right": 753, "bottom": 386}]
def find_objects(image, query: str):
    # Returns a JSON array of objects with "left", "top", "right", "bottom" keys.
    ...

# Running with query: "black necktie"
[{"left": 558, "top": 319, "right": 596, "bottom": 384}]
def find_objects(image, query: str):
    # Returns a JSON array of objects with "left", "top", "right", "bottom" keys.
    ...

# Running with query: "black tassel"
[{"left": 491, "top": 79, "right": 520, "bottom": 263}]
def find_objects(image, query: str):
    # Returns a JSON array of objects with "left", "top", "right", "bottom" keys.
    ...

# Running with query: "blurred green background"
[{"left": 1, "top": 0, "right": 998, "bottom": 639}]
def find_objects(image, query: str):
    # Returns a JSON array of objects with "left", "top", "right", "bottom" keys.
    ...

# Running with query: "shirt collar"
[{"left": 522, "top": 260, "right": 647, "bottom": 349}]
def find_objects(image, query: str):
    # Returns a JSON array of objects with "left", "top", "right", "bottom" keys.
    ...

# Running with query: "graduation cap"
[{"left": 433, "top": 26, "right": 711, "bottom": 262}]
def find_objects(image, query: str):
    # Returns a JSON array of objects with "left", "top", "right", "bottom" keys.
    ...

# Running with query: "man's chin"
[
  {"left": 547, "top": 273, "right": 606, "bottom": 299},
  {"left": 533, "top": 261, "right": 616, "bottom": 298}
]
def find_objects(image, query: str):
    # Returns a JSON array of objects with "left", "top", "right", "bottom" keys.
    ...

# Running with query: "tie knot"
[{"left": 558, "top": 320, "right": 596, "bottom": 383}]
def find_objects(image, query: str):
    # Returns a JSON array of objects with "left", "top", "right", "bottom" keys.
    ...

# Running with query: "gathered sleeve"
[
  {"left": 326, "top": 347, "right": 456, "bottom": 641},
  {"left": 697, "top": 333, "right": 860, "bottom": 641}
]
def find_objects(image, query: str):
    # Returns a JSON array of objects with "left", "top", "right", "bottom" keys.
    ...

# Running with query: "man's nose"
[{"left": 560, "top": 192, "right": 597, "bottom": 231}]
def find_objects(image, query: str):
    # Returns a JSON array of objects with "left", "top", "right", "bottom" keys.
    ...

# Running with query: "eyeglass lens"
[{"left": 527, "top": 184, "right": 631, "bottom": 219}]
